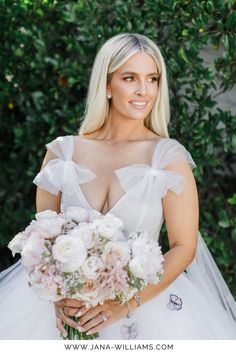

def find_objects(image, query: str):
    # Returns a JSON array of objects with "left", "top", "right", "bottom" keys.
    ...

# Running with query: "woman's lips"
[{"left": 129, "top": 101, "right": 148, "bottom": 110}]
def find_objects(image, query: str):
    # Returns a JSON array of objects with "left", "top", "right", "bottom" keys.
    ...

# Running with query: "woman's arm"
[
  {"left": 35, "top": 149, "right": 84, "bottom": 337},
  {"left": 129, "top": 159, "right": 199, "bottom": 311},
  {"left": 35, "top": 149, "right": 61, "bottom": 213}
]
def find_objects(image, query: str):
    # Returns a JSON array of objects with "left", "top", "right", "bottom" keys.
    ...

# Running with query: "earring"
[{"left": 107, "top": 93, "right": 112, "bottom": 99}]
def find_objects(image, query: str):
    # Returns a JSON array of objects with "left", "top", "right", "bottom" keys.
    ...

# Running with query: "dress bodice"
[{"left": 33, "top": 135, "right": 196, "bottom": 240}]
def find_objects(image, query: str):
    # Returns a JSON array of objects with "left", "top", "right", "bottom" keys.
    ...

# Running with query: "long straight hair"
[{"left": 78, "top": 33, "right": 170, "bottom": 138}]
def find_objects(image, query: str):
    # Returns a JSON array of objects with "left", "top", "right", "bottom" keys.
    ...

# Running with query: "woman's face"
[{"left": 107, "top": 51, "right": 159, "bottom": 122}]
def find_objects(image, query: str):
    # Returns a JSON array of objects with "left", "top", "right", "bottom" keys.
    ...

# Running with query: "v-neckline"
[{"left": 71, "top": 136, "right": 166, "bottom": 216}]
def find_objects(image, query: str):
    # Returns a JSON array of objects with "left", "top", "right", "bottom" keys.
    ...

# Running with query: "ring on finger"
[
  {"left": 99, "top": 311, "right": 108, "bottom": 322},
  {"left": 59, "top": 307, "right": 65, "bottom": 316}
]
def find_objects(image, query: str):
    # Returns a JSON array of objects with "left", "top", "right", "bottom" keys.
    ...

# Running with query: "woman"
[{"left": 0, "top": 33, "right": 236, "bottom": 340}]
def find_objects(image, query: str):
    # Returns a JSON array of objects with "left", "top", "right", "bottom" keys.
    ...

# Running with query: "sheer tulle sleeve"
[
  {"left": 32, "top": 136, "right": 97, "bottom": 196},
  {"left": 154, "top": 138, "right": 197, "bottom": 198},
  {"left": 115, "top": 138, "right": 197, "bottom": 204}
]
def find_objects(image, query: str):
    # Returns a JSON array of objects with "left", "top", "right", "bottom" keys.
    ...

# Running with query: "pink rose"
[
  {"left": 35, "top": 210, "right": 58, "bottom": 220},
  {"left": 36, "top": 217, "right": 65, "bottom": 239},
  {"left": 101, "top": 241, "right": 131, "bottom": 266}
]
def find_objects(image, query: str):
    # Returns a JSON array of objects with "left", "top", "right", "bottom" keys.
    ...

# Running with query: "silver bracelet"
[
  {"left": 126, "top": 300, "right": 133, "bottom": 319},
  {"left": 133, "top": 292, "right": 141, "bottom": 307}
]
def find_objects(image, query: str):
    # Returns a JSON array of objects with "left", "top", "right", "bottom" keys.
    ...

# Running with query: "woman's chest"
[{"left": 78, "top": 168, "right": 134, "bottom": 214}]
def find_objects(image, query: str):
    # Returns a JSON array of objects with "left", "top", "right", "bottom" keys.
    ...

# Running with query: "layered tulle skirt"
[{"left": 0, "top": 259, "right": 235, "bottom": 340}]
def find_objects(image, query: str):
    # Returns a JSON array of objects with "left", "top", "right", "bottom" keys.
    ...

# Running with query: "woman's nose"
[{"left": 136, "top": 82, "right": 147, "bottom": 95}]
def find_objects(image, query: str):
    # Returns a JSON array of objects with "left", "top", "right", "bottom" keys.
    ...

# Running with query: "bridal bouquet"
[{"left": 8, "top": 206, "right": 164, "bottom": 340}]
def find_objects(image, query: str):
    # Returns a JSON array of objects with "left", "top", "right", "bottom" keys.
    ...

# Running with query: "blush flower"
[
  {"left": 21, "top": 235, "right": 47, "bottom": 272},
  {"left": 35, "top": 210, "right": 58, "bottom": 220},
  {"left": 101, "top": 241, "right": 131, "bottom": 267},
  {"left": 81, "top": 255, "right": 104, "bottom": 280},
  {"left": 36, "top": 217, "right": 65, "bottom": 239}
]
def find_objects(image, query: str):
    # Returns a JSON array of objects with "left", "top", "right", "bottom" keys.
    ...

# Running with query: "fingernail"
[
  {"left": 63, "top": 331, "right": 68, "bottom": 337},
  {"left": 76, "top": 325, "right": 85, "bottom": 332},
  {"left": 75, "top": 311, "right": 82, "bottom": 317},
  {"left": 86, "top": 330, "right": 92, "bottom": 335}
]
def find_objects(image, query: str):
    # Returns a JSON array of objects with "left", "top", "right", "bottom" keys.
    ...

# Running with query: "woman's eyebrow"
[{"left": 120, "top": 71, "right": 159, "bottom": 76}]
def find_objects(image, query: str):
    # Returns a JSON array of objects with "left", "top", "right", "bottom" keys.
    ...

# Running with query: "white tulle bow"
[
  {"left": 115, "top": 163, "right": 187, "bottom": 204},
  {"left": 33, "top": 159, "right": 97, "bottom": 196}
]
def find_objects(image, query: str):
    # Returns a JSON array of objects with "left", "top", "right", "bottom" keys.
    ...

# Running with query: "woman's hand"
[
  {"left": 55, "top": 298, "right": 130, "bottom": 336},
  {"left": 54, "top": 298, "right": 85, "bottom": 337},
  {"left": 75, "top": 299, "right": 129, "bottom": 335}
]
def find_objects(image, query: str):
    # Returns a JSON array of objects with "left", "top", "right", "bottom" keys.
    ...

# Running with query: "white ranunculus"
[
  {"left": 92, "top": 217, "right": 125, "bottom": 242},
  {"left": 129, "top": 255, "right": 149, "bottom": 279},
  {"left": 102, "top": 241, "right": 131, "bottom": 266},
  {"left": 81, "top": 255, "right": 104, "bottom": 280},
  {"left": 35, "top": 210, "right": 58, "bottom": 220},
  {"left": 8, "top": 232, "right": 27, "bottom": 257},
  {"left": 65, "top": 206, "right": 89, "bottom": 223},
  {"left": 52, "top": 235, "right": 87, "bottom": 272}
]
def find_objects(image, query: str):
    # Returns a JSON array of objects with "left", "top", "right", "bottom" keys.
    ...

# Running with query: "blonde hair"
[{"left": 78, "top": 33, "right": 170, "bottom": 138}]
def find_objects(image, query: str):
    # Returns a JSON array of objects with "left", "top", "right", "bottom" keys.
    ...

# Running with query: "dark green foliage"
[{"left": 0, "top": 0, "right": 235, "bottom": 297}]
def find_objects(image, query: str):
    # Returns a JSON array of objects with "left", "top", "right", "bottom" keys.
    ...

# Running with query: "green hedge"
[{"left": 0, "top": 0, "right": 235, "bottom": 297}]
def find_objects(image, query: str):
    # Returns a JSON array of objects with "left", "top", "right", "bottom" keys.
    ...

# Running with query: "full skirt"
[{"left": 0, "top": 260, "right": 235, "bottom": 340}]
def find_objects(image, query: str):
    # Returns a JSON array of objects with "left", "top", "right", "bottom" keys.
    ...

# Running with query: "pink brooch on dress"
[{"left": 167, "top": 294, "right": 183, "bottom": 310}]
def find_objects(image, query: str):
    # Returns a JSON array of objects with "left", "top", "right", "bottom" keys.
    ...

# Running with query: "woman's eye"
[
  {"left": 124, "top": 76, "right": 134, "bottom": 82},
  {"left": 124, "top": 76, "right": 158, "bottom": 82}
]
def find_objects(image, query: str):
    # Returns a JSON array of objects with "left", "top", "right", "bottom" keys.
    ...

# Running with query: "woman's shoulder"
[
  {"left": 44, "top": 135, "right": 75, "bottom": 160},
  {"left": 153, "top": 137, "right": 196, "bottom": 170}
]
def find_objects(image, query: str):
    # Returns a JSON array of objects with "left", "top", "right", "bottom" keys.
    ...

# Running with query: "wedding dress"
[{"left": 0, "top": 135, "right": 236, "bottom": 340}]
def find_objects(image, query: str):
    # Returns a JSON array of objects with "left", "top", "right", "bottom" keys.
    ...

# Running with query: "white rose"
[
  {"left": 103, "top": 213, "right": 124, "bottom": 230},
  {"left": 8, "top": 231, "right": 27, "bottom": 257},
  {"left": 92, "top": 218, "right": 125, "bottom": 242},
  {"left": 52, "top": 235, "right": 87, "bottom": 272},
  {"left": 35, "top": 210, "right": 58, "bottom": 220},
  {"left": 81, "top": 255, "right": 104, "bottom": 280},
  {"left": 87, "top": 209, "right": 102, "bottom": 222},
  {"left": 102, "top": 241, "right": 131, "bottom": 266},
  {"left": 65, "top": 206, "right": 89, "bottom": 223},
  {"left": 129, "top": 255, "right": 149, "bottom": 279},
  {"left": 70, "top": 223, "right": 94, "bottom": 248}
]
